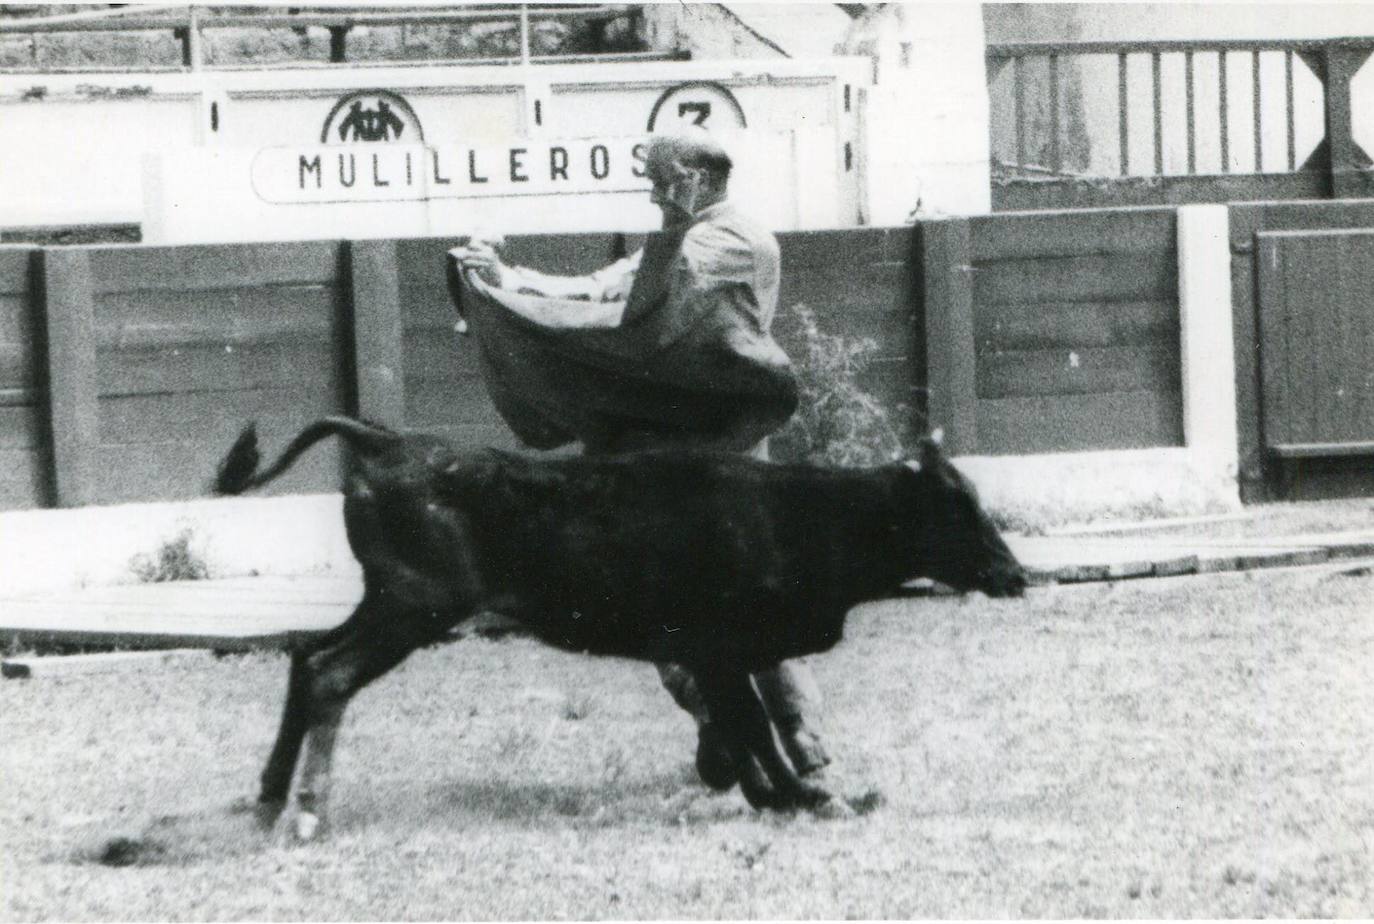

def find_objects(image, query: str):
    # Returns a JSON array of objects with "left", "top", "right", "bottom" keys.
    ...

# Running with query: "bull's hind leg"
[
  {"left": 256, "top": 651, "right": 313, "bottom": 828},
  {"left": 694, "top": 668, "right": 836, "bottom": 813},
  {"left": 285, "top": 627, "right": 416, "bottom": 842}
]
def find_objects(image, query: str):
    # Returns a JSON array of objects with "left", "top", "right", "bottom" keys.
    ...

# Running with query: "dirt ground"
[{"left": 2, "top": 566, "right": 1372, "bottom": 920}]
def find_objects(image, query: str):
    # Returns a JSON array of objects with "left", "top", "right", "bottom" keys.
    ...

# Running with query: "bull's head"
[{"left": 897, "top": 433, "right": 1027, "bottom": 598}]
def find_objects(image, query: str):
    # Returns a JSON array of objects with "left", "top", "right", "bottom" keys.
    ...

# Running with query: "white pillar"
[
  {"left": 847, "top": 4, "right": 992, "bottom": 223},
  {"left": 1177, "top": 204, "right": 1241, "bottom": 507}
]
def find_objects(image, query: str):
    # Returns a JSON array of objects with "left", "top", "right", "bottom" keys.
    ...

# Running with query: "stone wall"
[{"left": 0, "top": 5, "right": 645, "bottom": 69}]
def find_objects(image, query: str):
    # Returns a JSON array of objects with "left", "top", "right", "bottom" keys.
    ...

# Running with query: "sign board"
[
  {"left": 143, "top": 129, "right": 836, "bottom": 243},
  {"left": 1, "top": 59, "right": 868, "bottom": 234}
]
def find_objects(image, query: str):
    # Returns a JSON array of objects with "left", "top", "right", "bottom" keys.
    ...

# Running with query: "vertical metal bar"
[
  {"left": 1220, "top": 50, "right": 1231, "bottom": 173},
  {"left": 1049, "top": 54, "right": 1061, "bottom": 174},
  {"left": 1014, "top": 56, "right": 1026, "bottom": 169},
  {"left": 519, "top": 4, "right": 531, "bottom": 66},
  {"left": 1286, "top": 49, "right": 1296, "bottom": 171},
  {"left": 1253, "top": 48, "right": 1263, "bottom": 172},
  {"left": 187, "top": 5, "right": 202, "bottom": 72},
  {"left": 1152, "top": 50, "right": 1163, "bottom": 174},
  {"left": 1118, "top": 52, "right": 1129, "bottom": 175},
  {"left": 1186, "top": 50, "right": 1196, "bottom": 174},
  {"left": 328, "top": 26, "right": 348, "bottom": 63}
]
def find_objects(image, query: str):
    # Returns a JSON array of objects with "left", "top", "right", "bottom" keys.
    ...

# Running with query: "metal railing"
[
  {"left": 0, "top": 3, "right": 648, "bottom": 70},
  {"left": 987, "top": 36, "right": 1374, "bottom": 207}
]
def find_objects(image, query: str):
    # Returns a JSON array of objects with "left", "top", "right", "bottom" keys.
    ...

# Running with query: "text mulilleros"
[{"left": 251, "top": 138, "right": 652, "bottom": 204}]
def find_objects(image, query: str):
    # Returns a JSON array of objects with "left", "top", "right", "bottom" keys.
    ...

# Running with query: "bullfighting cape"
[{"left": 447, "top": 232, "right": 799, "bottom": 451}]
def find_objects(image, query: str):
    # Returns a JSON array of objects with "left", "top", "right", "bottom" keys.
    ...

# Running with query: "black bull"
[{"left": 214, "top": 416, "right": 1026, "bottom": 839}]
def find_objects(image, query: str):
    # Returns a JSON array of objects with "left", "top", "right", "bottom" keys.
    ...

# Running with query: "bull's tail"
[{"left": 214, "top": 416, "right": 402, "bottom": 495}]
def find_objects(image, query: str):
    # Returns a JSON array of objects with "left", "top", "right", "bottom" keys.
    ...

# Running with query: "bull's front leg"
[{"left": 692, "top": 667, "right": 838, "bottom": 814}]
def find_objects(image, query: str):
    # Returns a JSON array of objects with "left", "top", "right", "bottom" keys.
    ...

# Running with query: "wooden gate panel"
[{"left": 1257, "top": 230, "right": 1374, "bottom": 457}]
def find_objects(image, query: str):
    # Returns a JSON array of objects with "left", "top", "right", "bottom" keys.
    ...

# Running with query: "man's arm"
[
  {"left": 449, "top": 240, "right": 641, "bottom": 302},
  {"left": 503, "top": 250, "right": 641, "bottom": 302}
]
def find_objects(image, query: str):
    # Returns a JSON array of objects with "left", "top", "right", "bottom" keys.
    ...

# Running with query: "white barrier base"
[
  {"left": 0, "top": 494, "right": 357, "bottom": 596},
  {"left": 958, "top": 447, "right": 1242, "bottom": 533},
  {"left": 0, "top": 445, "right": 1242, "bottom": 594}
]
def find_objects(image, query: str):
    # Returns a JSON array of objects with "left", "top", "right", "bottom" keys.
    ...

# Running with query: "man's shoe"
[{"left": 694, "top": 723, "right": 738, "bottom": 791}]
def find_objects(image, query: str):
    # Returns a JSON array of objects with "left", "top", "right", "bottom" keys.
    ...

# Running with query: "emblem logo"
[{"left": 321, "top": 91, "right": 424, "bottom": 144}]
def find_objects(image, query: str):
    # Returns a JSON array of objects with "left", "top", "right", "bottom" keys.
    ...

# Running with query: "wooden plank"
[
  {"left": 992, "top": 172, "right": 1326, "bottom": 212},
  {"left": 973, "top": 252, "right": 1177, "bottom": 305},
  {"left": 778, "top": 228, "right": 893, "bottom": 275},
  {"left": 2, "top": 650, "right": 213, "bottom": 680},
  {"left": 920, "top": 218, "right": 978, "bottom": 454},
  {"left": 977, "top": 344, "right": 1181, "bottom": 400},
  {"left": 97, "top": 388, "right": 320, "bottom": 445},
  {"left": 1270, "top": 441, "right": 1374, "bottom": 458},
  {"left": 400, "top": 332, "right": 480, "bottom": 381},
  {"left": 89, "top": 242, "right": 342, "bottom": 294},
  {"left": 97, "top": 340, "right": 344, "bottom": 397},
  {"left": 347, "top": 240, "right": 406, "bottom": 426},
  {"left": 971, "top": 209, "right": 1175, "bottom": 262},
  {"left": 0, "top": 446, "right": 46, "bottom": 510},
  {"left": 94, "top": 286, "right": 338, "bottom": 350},
  {"left": 0, "top": 249, "right": 35, "bottom": 297},
  {"left": 975, "top": 299, "right": 1178, "bottom": 352},
  {"left": 401, "top": 287, "right": 467, "bottom": 329},
  {"left": 0, "top": 290, "right": 40, "bottom": 343},
  {"left": 94, "top": 428, "right": 340, "bottom": 503},
  {"left": 41, "top": 248, "right": 99, "bottom": 508},
  {"left": 0, "top": 404, "right": 43, "bottom": 450},
  {"left": 404, "top": 377, "right": 505, "bottom": 430},
  {"left": 0, "top": 342, "right": 38, "bottom": 389},
  {"left": 976, "top": 389, "right": 1184, "bottom": 455},
  {"left": 418, "top": 421, "right": 522, "bottom": 451}
]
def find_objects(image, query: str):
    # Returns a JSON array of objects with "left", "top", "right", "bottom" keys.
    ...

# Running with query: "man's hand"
[{"left": 448, "top": 238, "right": 506, "bottom": 288}]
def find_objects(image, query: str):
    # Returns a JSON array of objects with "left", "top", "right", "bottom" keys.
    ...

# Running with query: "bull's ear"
[{"left": 903, "top": 459, "right": 922, "bottom": 474}]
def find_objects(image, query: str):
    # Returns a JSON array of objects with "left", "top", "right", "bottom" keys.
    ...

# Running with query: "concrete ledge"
[
  {"left": 956, "top": 446, "right": 1243, "bottom": 532},
  {"left": 0, "top": 493, "right": 357, "bottom": 595}
]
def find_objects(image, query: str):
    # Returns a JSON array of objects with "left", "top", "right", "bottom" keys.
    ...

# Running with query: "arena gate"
[{"left": 1229, "top": 201, "right": 1374, "bottom": 501}]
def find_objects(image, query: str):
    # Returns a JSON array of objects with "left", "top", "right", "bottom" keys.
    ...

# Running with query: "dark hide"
[{"left": 214, "top": 416, "right": 1025, "bottom": 838}]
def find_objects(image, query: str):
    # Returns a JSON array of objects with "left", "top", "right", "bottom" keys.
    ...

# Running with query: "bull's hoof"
[
  {"left": 287, "top": 811, "right": 324, "bottom": 844},
  {"left": 809, "top": 793, "right": 855, "bottom": 820},
  {"left": 694, "top": 723, "right": 738, "bottom": 791}
]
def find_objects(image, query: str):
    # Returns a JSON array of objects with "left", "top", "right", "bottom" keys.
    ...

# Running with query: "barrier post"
[
  {"left": 920, "top": 217, "right": 978, "bottom": 454},
  {"left": 1177, "top": 204, "right": 1240, "bottom": 506},
  {"left": 346, "top": 239, "right": 407, "bottom": 427},
  {"left": 39, "top": 248, "right": 100, "bottom": 508}
]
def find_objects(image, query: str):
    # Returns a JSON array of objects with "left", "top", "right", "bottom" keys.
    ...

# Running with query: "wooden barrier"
[
  {"left": 1230, "top": 200, "right": 1374, "bottom": 501},
  {"left": 0, "top": 247, "right": 45, "bottom": 510},
  {"left": 941, "top": 207, "right": 1185, "bottom": 455},
  {"left": 0, "top": 212, "right": 1190, "bottom": 512}
]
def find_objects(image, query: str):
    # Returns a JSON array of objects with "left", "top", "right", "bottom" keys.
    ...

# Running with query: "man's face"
[{"left": 646, "top": 153, "right": 702, "bottom": 227}]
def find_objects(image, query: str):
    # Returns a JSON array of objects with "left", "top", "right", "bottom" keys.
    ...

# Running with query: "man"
[{"left": 449, "top": 130, "right": 831, "bottom": 787}]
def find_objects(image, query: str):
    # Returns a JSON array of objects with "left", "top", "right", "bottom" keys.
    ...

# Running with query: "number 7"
[{"left": 678, "top": 101, "right": 712, "bottom": 126}]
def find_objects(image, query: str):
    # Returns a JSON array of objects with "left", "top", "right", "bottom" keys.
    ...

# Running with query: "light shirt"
[{"left": 496, "top": 200, "right": 782, "bottom": 338}]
